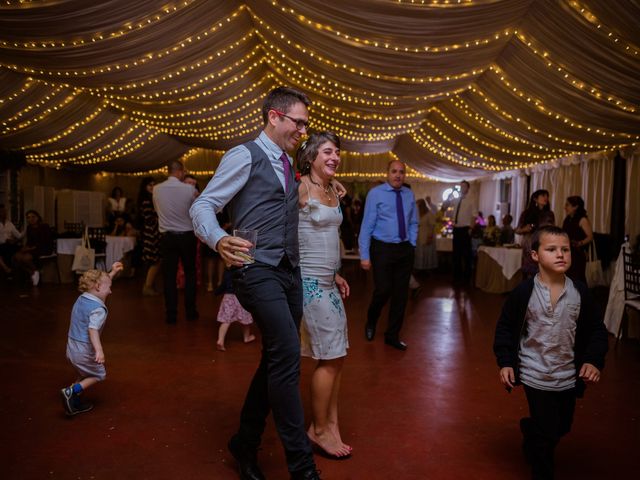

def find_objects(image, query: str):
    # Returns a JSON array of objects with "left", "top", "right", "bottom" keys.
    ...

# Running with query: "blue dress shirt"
[
  {"left": 189, "top": 131, "right": 292, "bottom": 249},
  {"left": 358, "top": 182, "right": 418, "bottom": 261}
]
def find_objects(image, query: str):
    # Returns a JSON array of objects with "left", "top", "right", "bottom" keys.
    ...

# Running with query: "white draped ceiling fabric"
[{"left": 0, "top": 0, "right": 639, "bottom": 181}]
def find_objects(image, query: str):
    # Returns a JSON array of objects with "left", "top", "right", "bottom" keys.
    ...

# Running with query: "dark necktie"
[
  {"left": 395, "top": 189, "right": 407, "bottom": 241},
  {"left": 280, "top": 152, "right": 290, "bottom": 192},
  {"left": 454, "top": 197, "right": 462, "bottom": 225}
]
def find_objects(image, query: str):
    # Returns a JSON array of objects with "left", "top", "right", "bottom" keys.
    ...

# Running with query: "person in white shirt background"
[{"left": 0, "top": 204, "right": 23, "bottom": 275}]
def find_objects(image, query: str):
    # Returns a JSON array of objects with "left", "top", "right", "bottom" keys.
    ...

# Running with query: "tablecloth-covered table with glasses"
[{"left": 475, "top": 246, "right": 523, "bottom": 294}]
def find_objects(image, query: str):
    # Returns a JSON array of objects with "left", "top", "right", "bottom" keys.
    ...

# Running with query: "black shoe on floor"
[
  {"left": 71, "top": 396, "right": 94, "bottom": 415},
  {"left": 60, "top": 386, "right": 75, "bottom": 415},
  {"left": 384, "top": 338, "right": 407, "bottom": 351},
  {"left": 227, "top": 434, "right": 265, "bottom": 480},
  {"left": 290, "top": 468, "right": 322, "bottom": 480},
  {"left": 365, "top": 324, "right": 375, "bottom": 341}
]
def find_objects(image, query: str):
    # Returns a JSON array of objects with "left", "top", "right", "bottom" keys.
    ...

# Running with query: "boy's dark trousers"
[{"left": 523, "top": 385, "right": 577, "bottom": 480}]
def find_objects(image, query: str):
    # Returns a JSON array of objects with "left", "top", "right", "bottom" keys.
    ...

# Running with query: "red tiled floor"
[{"left": 0, "top": 271, "right": 637, "bottom": 479}]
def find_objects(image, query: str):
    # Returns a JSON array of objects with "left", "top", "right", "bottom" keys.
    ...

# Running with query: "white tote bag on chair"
[
  {"left": 585, "top": 241, "right": 606, "bottom": 288},
  {"left": 71, "top": 227, "right": 95, "bottom": 272}
]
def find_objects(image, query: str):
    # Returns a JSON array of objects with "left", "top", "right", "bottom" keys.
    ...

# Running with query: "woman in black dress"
[
  {"left": 515, "top": 189, "right": 555, "bottom": 277},
  {"left": 562, "top": 195, "right": 593, "bottom": 284}
]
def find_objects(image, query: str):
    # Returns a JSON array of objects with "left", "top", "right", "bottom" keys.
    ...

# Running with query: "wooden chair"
[
  {"left": 63, "top": 221, "right": 85, "bottom": 236},
  {"left": 87, "top": 227, "right": 107, "bottom": 270},
  {"left": 617, "top": 248, "right": 640, "bottom": 343}
]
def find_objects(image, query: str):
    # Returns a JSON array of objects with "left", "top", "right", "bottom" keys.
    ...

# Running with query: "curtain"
[
  {"left": 582, "top": 152, "right": 614, "bottom": 234},
  {"left": 624, "top": 146, "right": 640, "bottom": 244},
  {"left": 510, "top": 173, "right": 528, "bottom": 229},
  {"left": 530, "top": 153, "right": 614, "bottom": 233},
  {"left": 478, "top": 178, "right": 499, "bottom": 222},
  {"left": 0, "top": 0, "right": 638, "bottom": 177}
]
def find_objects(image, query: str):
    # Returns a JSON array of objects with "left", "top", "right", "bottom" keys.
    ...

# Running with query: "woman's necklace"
[{"left": 308, "top": 173, "right": 332, "bottom": 199}]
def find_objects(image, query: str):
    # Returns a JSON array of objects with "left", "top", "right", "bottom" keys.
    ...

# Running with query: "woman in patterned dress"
[
  {"left": 296, "top": 132, "right": 352, "bottom": 459},
  {"left": 137, "top": 177, "right": 161, "bottom": 296}
]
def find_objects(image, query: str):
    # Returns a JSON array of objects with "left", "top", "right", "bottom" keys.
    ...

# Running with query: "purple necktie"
[
  {"left": 280, "top": 152, "right": 290, "bottom": 192},
  {"left": 395, "top": 189, "right": 407, "bottom": 241}
]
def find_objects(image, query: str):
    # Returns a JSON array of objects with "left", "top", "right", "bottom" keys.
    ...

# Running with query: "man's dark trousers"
[
  {"left": 452, "top": 226, "right": 472, "bottom": 280},
  {"left": 367, "top": 238, "right": 414, "bottom": 342},
  {"left": 232, "top": 260, "right": 314, "bottom": 473},
  {"left": 160, "top": 231, "right": 197, "bottom": 322}
]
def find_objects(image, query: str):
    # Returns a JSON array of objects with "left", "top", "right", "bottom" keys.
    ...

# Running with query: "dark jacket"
[{"left": 493, "top": 277, "right": 608, "bottom": 397}]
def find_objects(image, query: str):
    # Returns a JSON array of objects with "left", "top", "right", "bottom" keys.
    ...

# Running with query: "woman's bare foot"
[
  {"left": 243, "top": 334, "right": 256, "bottom": 344},
  {"left": 308, "top": 426, "right": 351, "bottom": 458},
  {"left": 328, "top": 424, "right": 352, "bottom": 452},
  {"left": 216, "top": 340, "right": 225, "bottom": 351}
]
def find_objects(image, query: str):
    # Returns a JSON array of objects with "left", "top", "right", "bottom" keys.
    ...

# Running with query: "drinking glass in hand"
[{"left": 233, "top": 229, "right": 258, "bottom": 264}]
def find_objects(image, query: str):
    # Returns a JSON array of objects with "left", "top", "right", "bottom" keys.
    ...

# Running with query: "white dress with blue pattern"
[{"left": 299, "top": 191, "right": 349, "bottom": 360}]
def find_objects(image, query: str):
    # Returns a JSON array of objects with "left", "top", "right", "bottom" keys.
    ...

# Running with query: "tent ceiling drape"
[{"left": 0, "top": 0, "right": 638, "bottom": 180}]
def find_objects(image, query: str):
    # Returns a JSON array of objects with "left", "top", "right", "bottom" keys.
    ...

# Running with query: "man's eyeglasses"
[{"left": 272, "top": 109, "right": 309, "bottom": 131}]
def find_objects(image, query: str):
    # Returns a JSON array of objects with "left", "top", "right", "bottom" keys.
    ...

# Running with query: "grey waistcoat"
[{"left": 227, "top": 141, "right": 299, "bottom": 267}]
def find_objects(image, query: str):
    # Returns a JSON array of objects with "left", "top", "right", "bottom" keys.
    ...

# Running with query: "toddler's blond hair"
[{"left": 78, "top": 269, "right": 109, "bottom": 293}]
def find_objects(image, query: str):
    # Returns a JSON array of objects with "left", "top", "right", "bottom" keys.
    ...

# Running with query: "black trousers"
[
  {"left": 160, "top": 231, "right": 197, "bottom": 322},
  {"left": 452, "top": 226, "right": 472, "bottom": 280},
  {"left": 367, "top": 239, "right": 414, "bottom": 341},
  {"left": 523, "top": 385, "right": 577, "bottom": 480},
  {"left": 232, "top": 260, "right": 314, "bottom": 473}
]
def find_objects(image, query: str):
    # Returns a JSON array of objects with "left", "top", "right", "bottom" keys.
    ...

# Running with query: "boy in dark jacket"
[{"left": 493, "top": 225, "right": 608, "bottom": 479}]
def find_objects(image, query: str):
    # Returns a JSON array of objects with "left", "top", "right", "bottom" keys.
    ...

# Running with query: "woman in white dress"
[{"left": 296, "top": 132, "right": 352, "bottom": 459}]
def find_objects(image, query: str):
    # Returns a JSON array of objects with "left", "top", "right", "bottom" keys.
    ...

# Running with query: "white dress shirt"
[
  {"left": 450, "top": 195, "right": 478, "bottom": 228},
  {"left": 0, "top": 220, "right": 22, "bottom": 244},
  {"left": 153, "top": 176, "right": 197, "bottom": 233}
]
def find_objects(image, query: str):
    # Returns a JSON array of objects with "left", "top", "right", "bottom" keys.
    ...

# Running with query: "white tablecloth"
[
  {"left": 477, "top": 246, "right": 522, "bottom": 279},
  {"left": 105, "top": 235, "right": 136, "bottom": 267},
  {"left": 56, "top": 238, "right": 82, "bottom": 255},
  {"left": 604, "top": 243, "right": 639, "bottom": 339}
]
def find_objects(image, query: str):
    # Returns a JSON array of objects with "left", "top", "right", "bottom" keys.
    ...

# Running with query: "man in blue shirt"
[{"left": 359, "top": 160, "right": 418, "bottom": 350}]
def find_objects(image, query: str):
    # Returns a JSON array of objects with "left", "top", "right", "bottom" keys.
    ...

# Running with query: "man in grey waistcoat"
[{"left": 190, "top": 87, "right": 320, "bottom": 480}]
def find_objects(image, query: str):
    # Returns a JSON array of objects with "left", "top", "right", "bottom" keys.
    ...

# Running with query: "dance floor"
[{"left": 1, "top": 271, "right": 638, "bottom": 479}]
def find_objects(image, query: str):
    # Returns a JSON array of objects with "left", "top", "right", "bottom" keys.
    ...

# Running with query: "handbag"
[
  {"left": 585, "top": 241, "right": 606, "bottom": 288},
  {"left": 71, "top": 227, "right": 95, "bottom": 272}
]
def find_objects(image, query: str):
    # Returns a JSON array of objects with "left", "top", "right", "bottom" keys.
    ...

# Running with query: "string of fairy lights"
[
  {"left": 567, "top": 0, "right": 640, "bottom": 58},
  {"left": 0, "top": 0, "right": 637, "bottom": 175},
  {"left": 514, "top": 32, "right": 637, "bottom": 113},
  {"left": 0, "top": 0, "right": 201, "bottom": 49},
  {"left": 262, "top": 0, "right": 511, "bottom": 53},
  {"left": 252, "top": 14, "right": 484, "bottom": 84},
  {"left": 445, "top": 97, "right": 575, "bottom": 152},
  {"left": 108, "top": 149, "right": 435, "bottom": 181}
]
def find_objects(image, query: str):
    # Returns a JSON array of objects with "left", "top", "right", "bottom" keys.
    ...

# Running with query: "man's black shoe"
[
  {"left": 384, "top": 339, "right": 407, "bottom": 351},
  {"left": 227, "top": 434, "right": 265, "bottom": 480},
  {"left": 365, "top": 324, "right": 375, "bottom": 341},
  {"left": 290, "top": 468, "right": 322, "bottom": 480}
]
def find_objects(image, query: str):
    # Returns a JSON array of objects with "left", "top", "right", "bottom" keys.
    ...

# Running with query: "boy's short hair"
[
  {"left": 78, "top": 269, "right": 108, "bottom": 293},
  {"left": 531, "top": 225, "right": 569, "bottom": 252}
]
